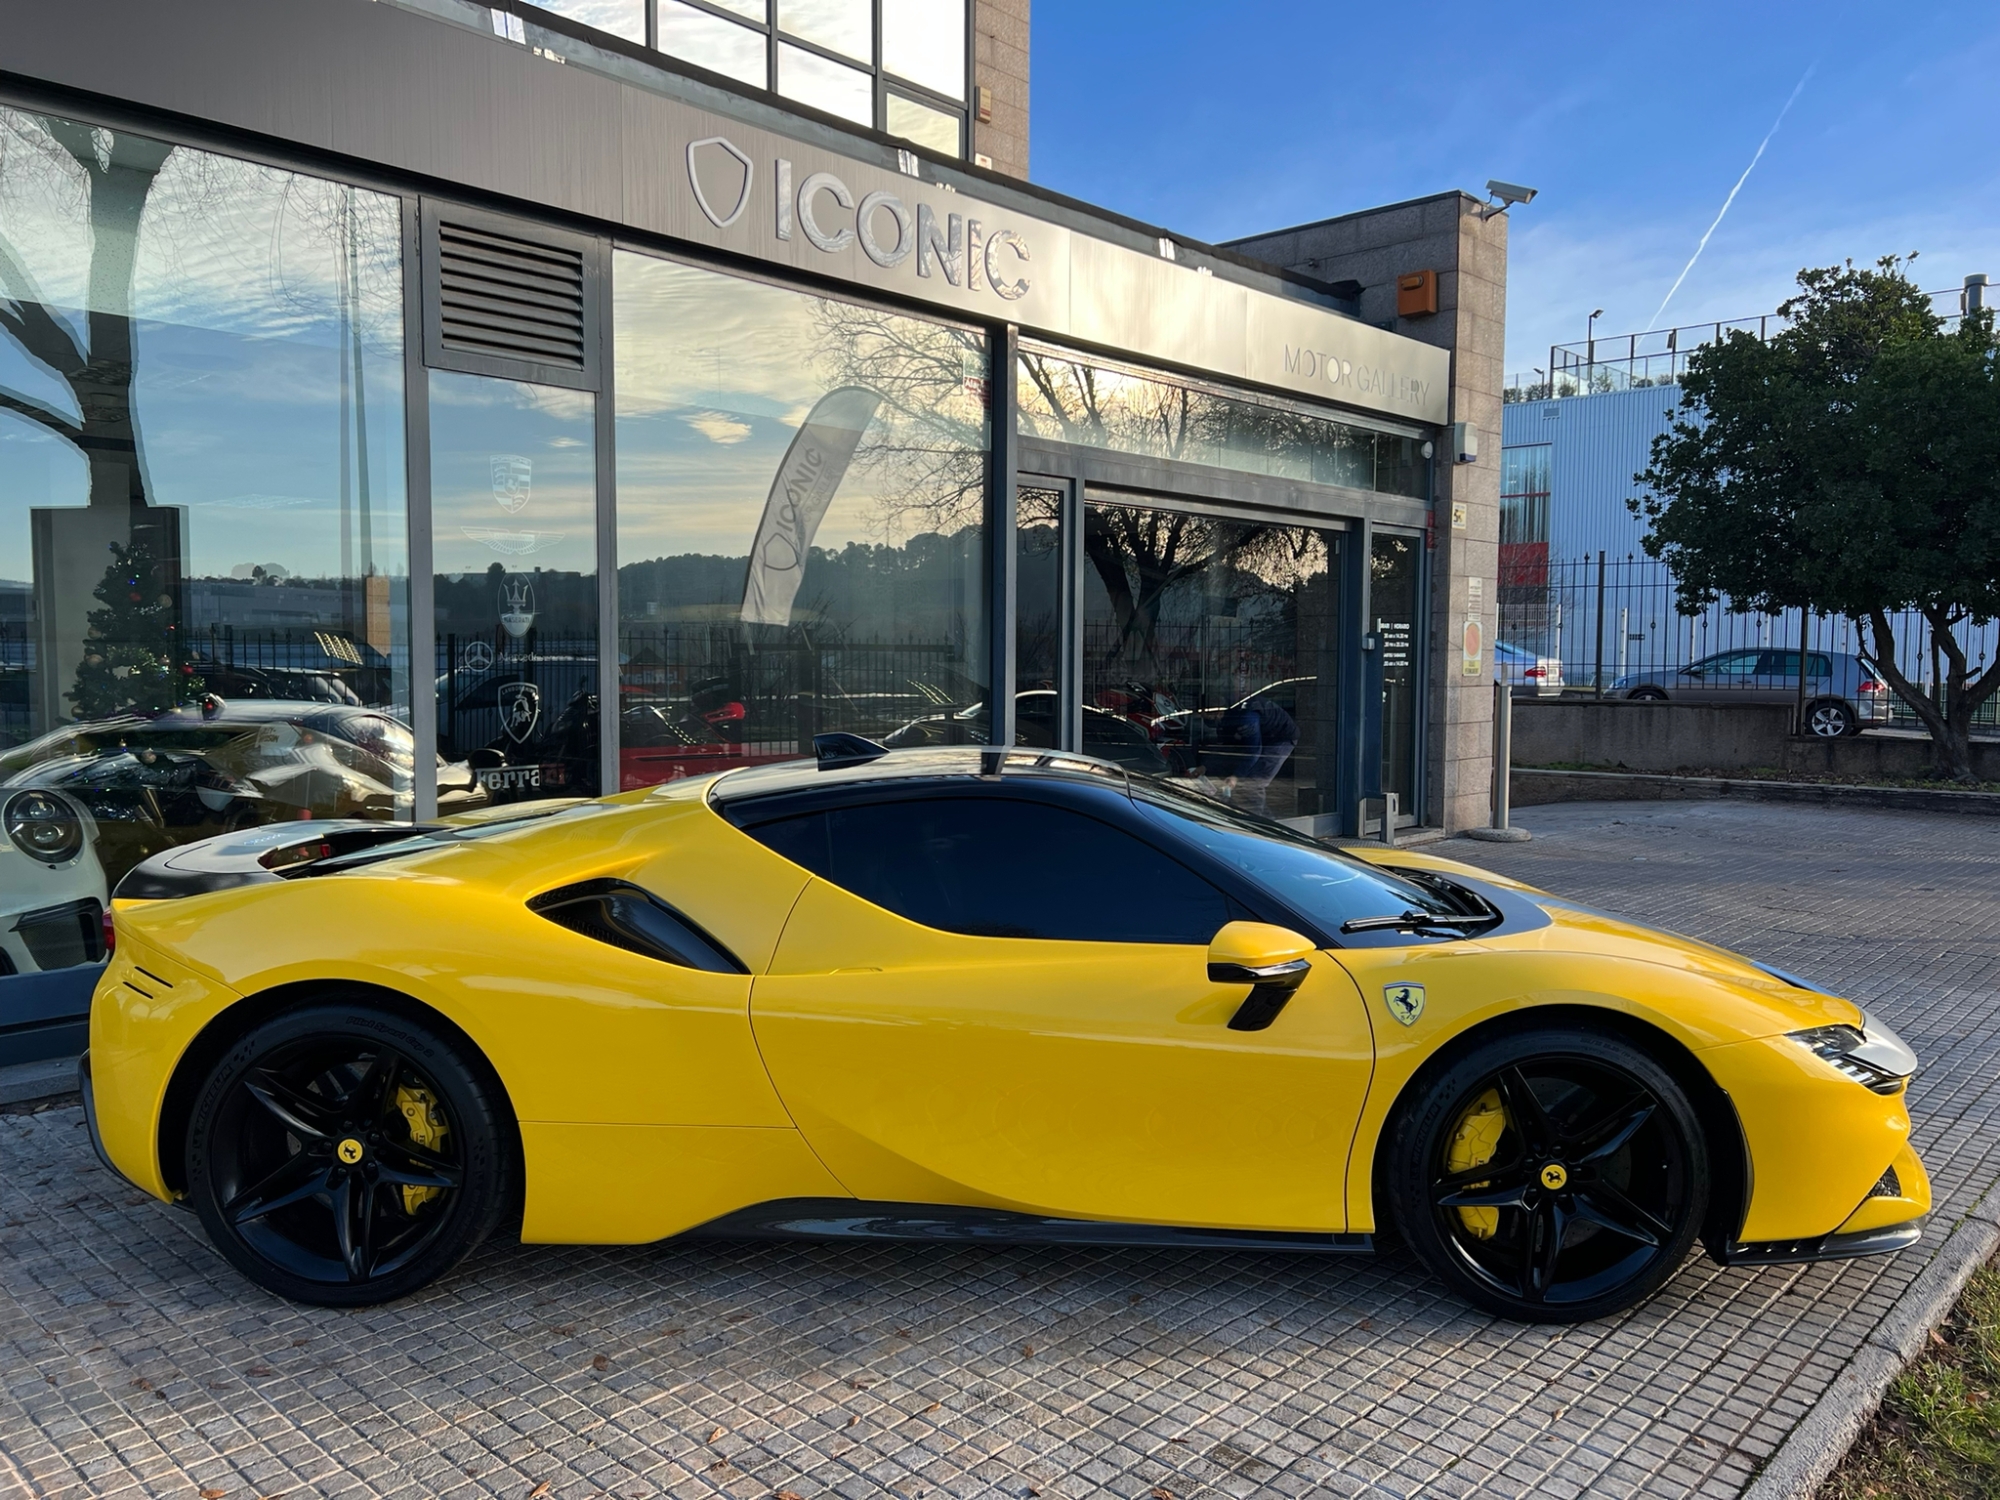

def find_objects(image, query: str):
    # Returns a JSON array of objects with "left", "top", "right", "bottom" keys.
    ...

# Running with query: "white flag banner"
[{"left": 739, "top": 385, "right": 882, "bottom": 626}]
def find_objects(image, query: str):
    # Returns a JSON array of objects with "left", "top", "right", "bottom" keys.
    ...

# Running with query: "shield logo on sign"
[
  {"left": 687, "top": 136, "right": 754, "bottom": 229},
  {"left": 499, "top": 681, "right": 541, "bottom": 744},
  {"left": 491, "top": 454, "right": 533, "bottom": 514},
  {"left": 1383, "top": 982, "right": 1426, "bottom": 1027}
]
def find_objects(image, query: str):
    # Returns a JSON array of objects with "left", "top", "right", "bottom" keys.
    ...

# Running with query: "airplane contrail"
[{"left": 1645, "top": 64, "right": 1816, "bottom": 333}]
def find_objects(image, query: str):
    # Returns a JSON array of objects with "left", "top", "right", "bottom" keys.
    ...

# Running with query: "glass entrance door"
[
  {"left": 1077, "top": 498, "right": 1341, "bottom": 823},
  {"left": 1370, "top": 531, "right": 1420, "bottom": 821},
  {"left": 429, "top": 370, "right": 598, "bottom": 806}
]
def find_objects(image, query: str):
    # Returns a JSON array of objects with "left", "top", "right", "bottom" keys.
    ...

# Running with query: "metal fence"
[{"left": 1500, "top": 554, "right": 1999, "bottom": 727}]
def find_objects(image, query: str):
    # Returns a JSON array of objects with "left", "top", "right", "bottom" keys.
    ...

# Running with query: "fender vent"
[
  {"left": 528, "top": 879, "right": 745, "bottom": 974},
  {"left": 436, "top": 221, "right": 586, "bottom": 369},
  {"left": 1869, "top": 1165, "right": 1902, "bottom": 1199}
]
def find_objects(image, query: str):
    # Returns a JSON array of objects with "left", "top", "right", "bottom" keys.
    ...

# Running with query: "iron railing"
[{"left": 1500, "top": 553, "right": 1999, "bottom": 727}]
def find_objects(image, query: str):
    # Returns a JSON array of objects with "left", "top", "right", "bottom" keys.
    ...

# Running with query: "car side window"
[
  {"left": 748, "top": 796, "right": 1238, "bottom": 944},
  {"left": 1702, "top": 651, "right": 1759, "bottom": 678}
]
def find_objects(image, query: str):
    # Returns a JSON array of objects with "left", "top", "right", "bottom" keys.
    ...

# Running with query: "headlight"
[
  {"left": 4, "top": 789, "right": 86, "bottom": 865},
  {"left": 1787, "top": 1009, "right": 1919, "bottom": 1095}
]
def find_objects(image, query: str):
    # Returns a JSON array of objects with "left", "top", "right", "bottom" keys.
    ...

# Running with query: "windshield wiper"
[{"left": 1340, "top": 909, "right": 1504, "bottom": 935}]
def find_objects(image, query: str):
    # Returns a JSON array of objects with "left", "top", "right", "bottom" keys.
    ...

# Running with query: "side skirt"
[{"left": 683, "top": 1198, "right": 1375, "bottom": 1254}]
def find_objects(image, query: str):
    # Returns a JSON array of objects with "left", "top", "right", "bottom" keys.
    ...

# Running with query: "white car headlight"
[
  {"left": 1787, "top": 1009, "right": 1919, "bottom": 1095},
  {"left": 4, "top": 789, "right": 86, "bottom": 865}
]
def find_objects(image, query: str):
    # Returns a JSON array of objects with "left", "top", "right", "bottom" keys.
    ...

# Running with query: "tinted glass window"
[
  {"left": 1132, "top": 783, "right": 1463, "bottom": 936},
  {"left": 750, "top": 796, "right": 1235, "bottom": 943}
]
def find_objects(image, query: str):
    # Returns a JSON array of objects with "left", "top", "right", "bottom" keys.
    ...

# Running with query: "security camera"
[{"left": 1487, "top": 180, "right": 1538, "bottom": 208}]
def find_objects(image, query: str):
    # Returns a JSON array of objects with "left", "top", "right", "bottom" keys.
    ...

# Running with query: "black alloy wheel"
[
  {"left": 1807, "top": 699, "right": 1857, "bottom": 738},
  {"left": 186, "top": 1001, "right": 513, "bottom": 1306},
  {"left": 1387, "top": 1029, "right": 1708, "bottom": 1323},
  {"left": 1626, "top": 687, "right": 1669, "bottom": 702}
]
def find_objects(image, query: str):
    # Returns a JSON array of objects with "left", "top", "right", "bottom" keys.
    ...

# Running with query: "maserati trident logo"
[
  {"left": 498, "top": 575, "right": 537, "bottom": 640},
  {"left": 687, "top": 135, "right": 754, "bottom": 229}
]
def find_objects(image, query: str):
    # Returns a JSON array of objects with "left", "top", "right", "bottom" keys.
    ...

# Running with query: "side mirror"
[{"left": 1207, "top": 921, "right": 1316, "bottom": 1032}]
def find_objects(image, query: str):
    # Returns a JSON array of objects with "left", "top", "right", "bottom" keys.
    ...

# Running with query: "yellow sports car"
[{"left": 81, "top": 741, "right": 1929, "bottom": 1322}]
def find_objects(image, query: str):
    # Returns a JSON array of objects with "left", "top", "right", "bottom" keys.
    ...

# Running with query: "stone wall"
[
  {"left": 1227, "top": 194, "right": 1509, "bottom": 834},
  {"left": 1512, "top": 699, "right": 2000, "bottom": 781},
  {"left": 972, "top": 0, "right": 1029, "bottom": 178}
]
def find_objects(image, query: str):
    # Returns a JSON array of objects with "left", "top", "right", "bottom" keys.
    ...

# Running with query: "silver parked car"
[{"left": 1610, "top": 648, "right": 1891, "bottom": 736}]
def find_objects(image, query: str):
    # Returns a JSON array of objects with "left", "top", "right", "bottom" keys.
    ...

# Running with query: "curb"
[
  {"left": 1512, "top": 767, "right": 2000, "bottom": 817},
  {"left": 1742, "top": 1195, "right": 2000, "bottom": 1500}
]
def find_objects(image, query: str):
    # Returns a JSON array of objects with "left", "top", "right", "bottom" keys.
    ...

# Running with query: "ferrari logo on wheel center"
[
  {"left": 1540, "top": 1162, "right": 1568, "bottom": 1191},
  {"left": 337, "top": 1138, "right": 365, "bottom": 1165}
]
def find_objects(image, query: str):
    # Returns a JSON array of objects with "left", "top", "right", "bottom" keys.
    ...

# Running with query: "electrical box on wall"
[
  {"left": 1449, "top": 421, "right": 1479, "bottom": 464},
  {"left": 1396, "top": 269, "right": 1438, "bottom": 317}
]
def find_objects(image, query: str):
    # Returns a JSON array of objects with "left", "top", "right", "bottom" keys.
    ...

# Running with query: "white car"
[{"left": 0, "top": 788, "right": 109, "bottom": 976}]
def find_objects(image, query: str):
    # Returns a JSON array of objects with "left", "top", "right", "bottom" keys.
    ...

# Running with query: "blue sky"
[{"left": 1031, "top": 1, "right": 2000, "bottom": 379}]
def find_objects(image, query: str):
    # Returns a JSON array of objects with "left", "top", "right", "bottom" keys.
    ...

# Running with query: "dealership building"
[{"left": 0, "top": 0, "right": 1508, "bottom": 1030}]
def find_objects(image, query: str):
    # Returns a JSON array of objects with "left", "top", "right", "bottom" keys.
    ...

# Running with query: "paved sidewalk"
[{"left": 3, "top": 800, "right": 1997, "bottom": 1500}]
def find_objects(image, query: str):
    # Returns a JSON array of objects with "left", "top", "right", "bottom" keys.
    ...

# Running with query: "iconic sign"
[{"left": 650, "top": 109, "right": 1449, "bottom": 426}]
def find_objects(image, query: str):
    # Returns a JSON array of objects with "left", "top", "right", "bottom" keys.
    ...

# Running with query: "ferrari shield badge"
[{"left": 1384, "top": 982, "right": 1426, "bottom": 1027}]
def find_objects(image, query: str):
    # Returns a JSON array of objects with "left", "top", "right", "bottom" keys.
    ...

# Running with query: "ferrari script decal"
[{"left": 1384, "top": 982, "right": 1426, "bottom": 1026}]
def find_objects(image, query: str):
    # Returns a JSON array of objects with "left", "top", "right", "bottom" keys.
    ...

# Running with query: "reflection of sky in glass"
[
  {"left": 613, "top": 250, "right": 985, "bottom": 564},
  {"left": 882, "top": 0, "right": 966, "bottom": 99},
  {"left": 0, "top": 107, "right": 408, "bottom": 583},
  {"left": 429, "top": 373, "right": 597, "bottom": 582}
]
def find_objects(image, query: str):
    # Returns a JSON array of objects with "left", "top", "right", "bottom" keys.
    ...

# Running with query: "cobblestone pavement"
[{"left": 4, "top": 800, "right": 1997, "bottom": 1500}]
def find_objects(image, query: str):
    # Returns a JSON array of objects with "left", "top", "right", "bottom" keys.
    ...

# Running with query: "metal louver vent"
[{"left": 436, "top": 221, "right": 585, "bottom": 369}]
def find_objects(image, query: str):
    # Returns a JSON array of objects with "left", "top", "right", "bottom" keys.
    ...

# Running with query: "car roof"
[{"left": 704, "top": 745, "right": 1129, "bottom": 807}]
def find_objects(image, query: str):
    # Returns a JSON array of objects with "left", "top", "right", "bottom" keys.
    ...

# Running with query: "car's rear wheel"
[
  {"left": 1627, "top": 687, "right": 1668, "bottom": 701},
  {"left": 186, "top": 1000, "right": 513, "bottom": 1306},
  {"left": 1807, "top": 699, "right": 1856, "bottom": 737},
  {"left": 1387, "top": 1029, "right": 1707, "bottom": 1323}
]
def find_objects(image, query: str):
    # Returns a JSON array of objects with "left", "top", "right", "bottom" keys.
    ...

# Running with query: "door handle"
[{"left": 1210, "top": 957, "right": 1312, "bottom": 1032}]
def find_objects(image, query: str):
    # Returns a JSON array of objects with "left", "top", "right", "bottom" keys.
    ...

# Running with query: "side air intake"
[{"left": 528, "top": 879, "right": 745, "bottom": 974}]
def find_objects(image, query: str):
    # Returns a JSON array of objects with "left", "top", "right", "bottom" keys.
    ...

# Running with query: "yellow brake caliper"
[
  {"left": 1446, "top": 1087, "right": 1508, "bottom": 1240},
  {"left": 395, "top": 1084, "right": 449, "bottom": 1214}
]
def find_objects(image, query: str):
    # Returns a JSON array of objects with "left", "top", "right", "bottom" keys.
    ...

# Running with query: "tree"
[
  {"left": 70, "top": 538, "right": 204, "bottom": 717},
  {"left": 1634, "top": 257, "right": 2000, "bottom": 782}
]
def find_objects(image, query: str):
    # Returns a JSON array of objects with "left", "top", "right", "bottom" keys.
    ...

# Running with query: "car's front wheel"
[
  {"left": 185, "top": 1000, "right": 514, "bottom": 1306},
  {"left": 1386, "top": 1029, "right": 1707, "bottom": 1322},
  {"left": 1626, "top": 686, "right": 1668, "bottom": 701}
]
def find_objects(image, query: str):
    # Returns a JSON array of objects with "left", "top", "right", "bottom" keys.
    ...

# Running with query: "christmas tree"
[{"left": 70, "top": 537, "right": 204, "bottom": 718}]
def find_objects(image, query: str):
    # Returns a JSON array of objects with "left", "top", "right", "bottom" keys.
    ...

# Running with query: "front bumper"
[{"left": 1715, "top": 1219, "right": 1923, "bottom": 1266}]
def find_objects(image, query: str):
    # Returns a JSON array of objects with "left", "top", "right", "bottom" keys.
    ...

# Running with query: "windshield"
[{"left": 1131, "top": 778, "right": 1472, "bottom": 936}]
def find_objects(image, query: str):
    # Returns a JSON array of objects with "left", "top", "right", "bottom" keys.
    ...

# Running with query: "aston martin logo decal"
[{"left": 1384, "top": 982, "right": 1426, "bottom": 1026}]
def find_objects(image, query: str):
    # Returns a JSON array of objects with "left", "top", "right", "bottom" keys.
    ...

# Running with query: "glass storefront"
[
  {"left": 1018, "top": 344, "right": 1427, "bottom": 499},
  {"left": 430, "top": 372, "right": 599, "bottom": 805},
  {"left": 612, "top": 251, "right": 989, "bottom": 788},
  {"left": 0, "top": 107, "right": 410, "bottom": 976},
  {"left": 1079, "top": 500, "right": 1343, "bottom": 823},
  {"left": 0, "top": 95, "right": 1438, "bottom": 990}
]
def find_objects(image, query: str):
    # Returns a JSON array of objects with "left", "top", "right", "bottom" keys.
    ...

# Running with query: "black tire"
[
  {"left": 185, "top": 999, "right": 514, "bottom": 1306},
  {"left": 1807, "top": 699, "right": 1856, "bottom": 738},
  {"left": 1385, "top": 1028, "right": 1707, "bottom": 1323},
  {"left": 1627, "top": 687, "right": 1668, "bottom": 702}
]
